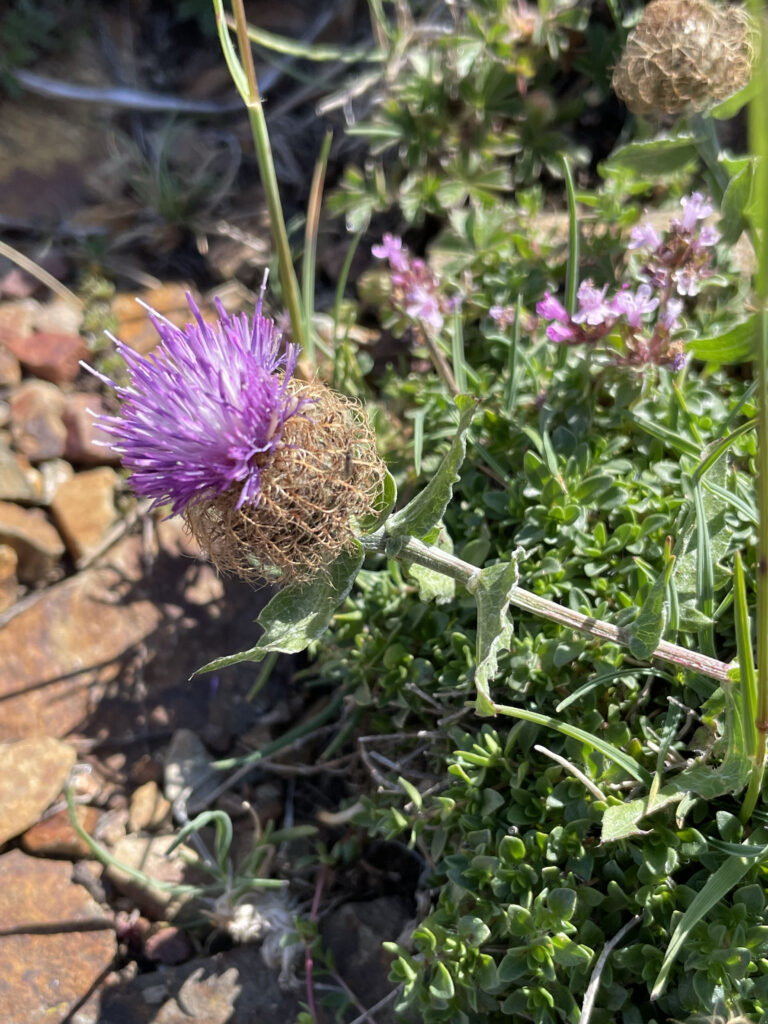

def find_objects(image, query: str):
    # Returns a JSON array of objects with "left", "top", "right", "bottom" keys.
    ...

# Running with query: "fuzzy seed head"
[{"left": 612, "top": 0, "right": 755, "bottom": 118}]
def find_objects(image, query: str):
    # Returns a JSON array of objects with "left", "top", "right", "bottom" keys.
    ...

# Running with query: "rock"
[
  {"left": 143, "top": 925, "right": 194, "bottom": 965},
  {"left": 164, "top": 729, "right": 219, "bottom": 815},
  {"left": 50, "top": 466, "right": 118, "bottom": 562},
  {"left": 105, "top": 834, "right": 207, "bottom": 921},
  {"left": 113, "top": 284, "right": 196, "bottom": 355},
  {"left": 3, "top": 329, "right": 87, "bottom": 384},
  {"left": 82, "top": 947, "right": 301, "bottom": 1024},
  {"left": 62, "top": 393, "right": 119, "bottom": 465},
  {"left": 33, "top": 297, "right": 82, "bottom": 337},
  {"left": 128, "top": 780, "right": 172, "bottom": 833},
  {"left": 0, "top": 344, "right": 21, "bottom": 386},
  {"left": 0, "top": 737, "right": 76, "bottom": 845},
  {"left": 0, "top": 444, "right": 45, "bottom": 503},
  {"left": 38, "top": 457, "right": 74, "bottom": 505},
  {"left": 0, "top": 536, "right": 162, "bottom": 741},
  {"left": 21, "top": 804, "right": 101, "bottom": 858},
  {"left": 0, "top": 849, "right": 116, "bottom": 1024},
  {"left": 0, "top": 298, "right": 38, "bottom": 347},
  {"left": 0, "top": 543, "right": 18, "bottom": 612},
  {"left": 9, "top": 379, "right": 67, "bottom": 461},
  {"left": 0, "top": 500, "right": 64, "bottom": 582},
  {"left": 321, "top": 896, "right": 413, "bottom": 1021}
]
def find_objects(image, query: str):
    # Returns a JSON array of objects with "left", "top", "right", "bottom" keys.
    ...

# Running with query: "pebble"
[
  {"left": 63, "top": 392, "right": 120, "bottom": 465},
  {"left": 38, "top": 457, "right": 75, "bottom": 505},
  {"left": 0, "top": 298, "right": 38, "bottom": 347},
  {"left": 0, "top": 443, "right": 45, "bottom": 503},
  {"left": 0, "top": 736, "right": 76, "bottom": 845},
  {"left": 51, "top": 466, "right": 119, "bottom": 562},
  {"left": 0, "top": 542, "right": 18, "bottom": 611},
  {"left": 3, "top": 329, "right": 88, "bottom": 384},
  {"left": 106, "top": 834, "right": 206, "bottom": 921},
  {"left": 128, "top": 780, "right": 172, "bottom": 833},
  {"left": 0, "top": 849, "right": 116, "bottom": 1024},
  {"left": 0, "top": 344, "right": 21, "bottom": 386},
  {"left": 9, "top": 378, "right": 67, "bottom": 460},
  {"left": 21, "top": 804, "right": 101, "bottom": 858},
  {"left": 0, "top": 499, "right": 65, "bottom": 582},
  {"left": 143, "top": 925, "right": 194, "bottom": 966}
]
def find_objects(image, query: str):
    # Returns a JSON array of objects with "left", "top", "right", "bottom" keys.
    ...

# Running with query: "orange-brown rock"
[
  {"left": 0, "top": 444, "right": 44, "bottom": 503},
  {"left": 0, "top": 536, "right": 162, "bottom": 741},
  {"left": 9, "top": 379, "right": 67, "bottom": 460},
  {"left": 0, "top": 737, "right": 76, "bottom": 845},
  {"left": 0, "top": 542, "right": 18, "bottom": 612},
  {"left": 128, "top": 780, "right": 172, "bottom": 833},
  {"left": 62, "top": 392, "right": 120, "bottom": 465},
  {"left": 21, "top": 804, "right": 101, "bottom": 859},
  {"left": 0, "top": 500, "right": 64, "bottom": 582},
  {"left": 0, "top": 849, "right": 116, "bottom": 1024},
  {"left": 3, "top": 330, "right": 88, "bottom": 384},
  {"left": 50, "top": 466, "right": 119, "bottom": 562}
]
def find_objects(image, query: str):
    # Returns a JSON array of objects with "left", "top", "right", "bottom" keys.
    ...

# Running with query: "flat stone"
[
  {"left": 0, "top": 536, "right": 162, "bottom": 740},
  {"left": 51, "top": 467, "right": 119, "bottom": 562},
  {"left": 0, "top": 542, "right": 18, "bottom": 612},
  {"left": 10, "top": 379, "right": 67, "bottom": 460},
  {"left": 0, "top": 737, "right": 76, "bottom": 845},
  {"left": 0, "top": 344, "right": 21, "bottom": 385},
  {"left": 38, "top": 457, "right": 75, "bottom": 505},
  {"left": 128, "top": 780, "right": 172, "bottom": 833},
  {"left": 82, "top": 947, "right": 300, "bottom": 1024},
  {"left": 21, "top": 804, "right": 101, "bottom": 859},
  {"left": 0, "top": 500, "right": 64, "bottom": 582},
  {"left": 62, "top": 393, "right": 120, "bottom": 465},
  {"left": 3, "top": 330, "right": 88, "bottom": 384},
  {"left": 0, "top": 443, "right": 45, "bottom": 503},
  {"left": 106, "top": 834, "right": 207, "bottom": 922},
  {"left": 0, "top": 849, "right": 116, "bottom": 1024},
  {"left": 164, "top": 728, "right": 219, "bottom": 815}
]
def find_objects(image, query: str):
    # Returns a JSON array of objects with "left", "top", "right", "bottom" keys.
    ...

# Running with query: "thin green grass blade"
[
  {"left": 492, "top": 703, "right": 651, "bottom": 784},
  {"left": 503, "top": 294, "right": 522, "bottom": 415},
  {"left": 651, "top": 829, "right": 768, "bottom": 999},
  {"left": 242, "top": 18, "right": 383, "bottom": 62},
  {"left": 693, "top": 482, "right": 716, "bottom": 658},
  {"left": 302, "top": 130, "right": 333, "bottom": 361},
  {"left": 451, "top": 308, "right": 468, "bottom": 394}
]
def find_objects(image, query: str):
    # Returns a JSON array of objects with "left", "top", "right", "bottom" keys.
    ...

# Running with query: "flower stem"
[
  {"left": 225, "top": 0, "right": 306, "bottom": 352},
  {"left": 368, "top": 533, "right": 735, "bottom": 684}
]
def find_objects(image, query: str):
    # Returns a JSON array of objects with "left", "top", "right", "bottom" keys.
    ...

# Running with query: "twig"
[{"left": 580, "top": 916, "right": 641, "bottom": 1024}]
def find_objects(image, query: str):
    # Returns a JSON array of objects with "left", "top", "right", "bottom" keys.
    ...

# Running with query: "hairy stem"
[{"left": 366, "top": 532, "right": 735, "bottom": 684}]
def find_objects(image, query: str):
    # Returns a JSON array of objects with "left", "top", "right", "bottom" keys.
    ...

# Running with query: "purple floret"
[{"left": 86, "top": 294, "right": 306, "bottom": 515}]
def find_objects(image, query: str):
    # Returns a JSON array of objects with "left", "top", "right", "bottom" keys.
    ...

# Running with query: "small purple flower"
[
  {"left": 86, "top": 294, "right": 305, "bottom": 515},
  {"left": 546, "top": 322, "right": 578, "bottom": 343},
  {"left": 697, "top": 225, "right": 721, "bottom": 248},
  {"left": 610, "top": 283, "right": 659, "bottom": 327},
  {"left": 674, "top": 192, "right": 713, "bottom": 233},
  {"left": 673, "top": 266, "right": 702, "bottom": 297},
  {"left": 659, "top": 297, "right": 684, "bottom": 330},
  {"left": 628, "top": 221, "right": 662, "bottom": 251},
  {"left": 372, "top": 233, "right": 409, "bottom": 273},
  {"left": 572, "top": 280, "right": 613, "bottom": 327},
  {"left": 405, "top": 285, "right": 444, "bottom": 332},
  {"left": 536, "top": 292, "right": 570, "bottom": 323}
]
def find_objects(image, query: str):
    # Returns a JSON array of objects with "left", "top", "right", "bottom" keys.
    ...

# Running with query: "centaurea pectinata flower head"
[{"left": 89, "top": 294, "right": 386, "bottom": 584}]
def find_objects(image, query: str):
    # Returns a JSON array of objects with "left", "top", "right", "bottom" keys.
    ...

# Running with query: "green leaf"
[
  {"left": 720, "top": 161, "right": 755, "bottom": 244},
  {"left": 651, "top": 828, "right": 768, "bottom": 999},
  {"left": 387, "top": 395, "right": 477, "bottom": 539},
  {"left": 601, "top": 788, "right": 685, "bottom": 843},
  {"left": 602, "top": 136, "right": 698, "bottom": 177},
  {"left": 689, "top": 317, "right": 756, "bottom": 364},
  {"left": 429, "top": 961, "right": 455, "bottom": 1000},
  {"left": 711, "top": 77, "right": 759, "bottom": 119},
  {"left": 469, "top": 560, "right": 519, "bottom": 716},
  {"left": 406, "top": 525, "right": 456, "bottom": 604},
  {"left": 628, "top": 546, "right": 676, "bottom": 660},
  {"left": 195, "top": 542, "right": 365, "bottom": 673},
  {"left": 358, "top": 469, "right": 397, "bottom": 535}
]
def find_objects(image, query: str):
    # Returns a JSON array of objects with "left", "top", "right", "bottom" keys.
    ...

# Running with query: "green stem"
[
  {"left": 365, "top": 532, "right": 735, "bottom": 684},
  {"left": 747, "top": 0, "right": 768, "bottom": 815},
  {"left": 225, "top": 0, "right": 306, "bottom": 351}
]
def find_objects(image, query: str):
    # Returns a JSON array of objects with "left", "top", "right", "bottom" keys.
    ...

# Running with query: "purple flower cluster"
[
  {"left": 535, "top": 193, "right": 721, "bottom": 371},
  {"left": 372, "top": 234, "right": 447, "bottom": 333},
  {"left": 86, "top": 294, "right": 306, "bottom": 515}
]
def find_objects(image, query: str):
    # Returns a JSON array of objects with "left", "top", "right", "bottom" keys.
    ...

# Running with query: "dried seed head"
[
  {"left": 612, "top": 0, "right": 755, "bottom": 118},
  {"left": 185, "top": 379, "right": 386, "bottom": 585}
]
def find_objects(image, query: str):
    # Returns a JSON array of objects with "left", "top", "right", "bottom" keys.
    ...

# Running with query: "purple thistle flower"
[
  {"left": 85, "top": 294, "right": 306, "bottom": 516},
  {"left": 610, "top": 283, "right": 659, "bottom": 327}
]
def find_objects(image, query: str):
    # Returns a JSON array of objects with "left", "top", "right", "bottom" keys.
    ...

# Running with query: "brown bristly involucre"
[
  {"left": 612, "top": 0, "right": 755, "bottom": 119},
  {"left": 185, "top": 379, "right": 386, "bottom": 585}
]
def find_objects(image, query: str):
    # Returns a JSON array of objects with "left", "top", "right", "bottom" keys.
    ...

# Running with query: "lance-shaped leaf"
[
  {"left": 386, "top": 395, "right": 477, "bottom": 540},
  {"left": 469, "top": 560, "right": 519, "bottom": 717},
  {"left": 196, "top": 542, "right": 365, "bottom": 674},
  {"left": 405, "top": 525, "right": 456, "bottom": 604},
  {"left": 629, "top": 544, "right": 676, "bottom": 660}
]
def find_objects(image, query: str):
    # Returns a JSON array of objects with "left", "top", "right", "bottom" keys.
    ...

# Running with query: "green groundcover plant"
[{"left": 70, "top": 0, "right": 768, "bottom": 1021}]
